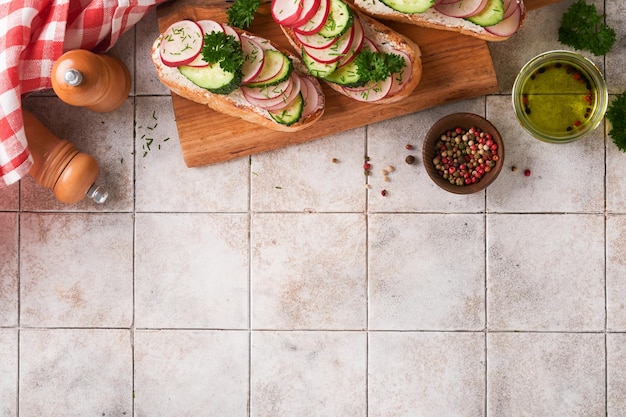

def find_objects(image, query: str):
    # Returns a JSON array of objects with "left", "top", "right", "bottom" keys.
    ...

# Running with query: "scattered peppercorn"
[
  {"left": 405, "top": 155, "right": 415, "bottom": 164},
  {"left": 363, "top": 162, "right": 371, "bottom": 170},
  {"left": 332, "top": 158, "right": 339, "bottom": 163},
  {"left": 511, "top": 166, "right": 518, "bottom": 172},
  {"left": 524, "top": 169, "right": 531, "bottom": 176},
  {"left": 406, "top": 144, "right": 414, "bottom": 150},
  {"left": 381, "top": 189, "right": 387, "bottom": 196},
  {"left": 386, "top": 165, "right": 395, "bottom": 172}
]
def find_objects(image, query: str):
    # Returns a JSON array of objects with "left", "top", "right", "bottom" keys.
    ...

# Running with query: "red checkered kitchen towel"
[{"left": 0, "top": 0, "right": 168, "bottom": 188}]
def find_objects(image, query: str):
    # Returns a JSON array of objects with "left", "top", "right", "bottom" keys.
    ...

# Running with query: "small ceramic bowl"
[
  {"left": 422, "top": 112, "right": 504, "bottom": 194},
  {"left": 512, "top": 50, "right": 608, "bottom": 143}
]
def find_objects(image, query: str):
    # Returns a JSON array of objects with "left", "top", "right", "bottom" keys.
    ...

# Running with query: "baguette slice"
[
  {"left": 281, "top": 7, "right": 422, "bottom": 104},
  {"left": 151, "top": 25, "right": 325, "bottom": 132},
  {"left": 346, "top": 0, "right": 526, "bottom": 42}
]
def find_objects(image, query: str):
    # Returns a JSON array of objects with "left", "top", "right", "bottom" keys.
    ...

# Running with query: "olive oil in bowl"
[{"left": 512, "top": 51, "right": 608, "bottom": 143}]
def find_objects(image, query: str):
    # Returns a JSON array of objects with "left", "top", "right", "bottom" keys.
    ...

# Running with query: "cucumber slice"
[
  {"left": 466, "top": 0, "right": 505, "bottom": 27},
  {"left": 318, "top": 0, "right": 353, "bottom": 39},
  {"left": 178, "top": 63, "right": 241, "bottom": 94},
  {"left": 379, "top": 0, "right": 434, "bottom": 13},
  {"left": 269, "top": 93, "right": 304, "bottom": 125},
  {"left": 322, "top": 59, "right": 366, "bottom": 88},
  {"left": 303, "top": 49, "right": 339, "bottom": 78},
  {"left": 245, "top": 50, "right": 293, "bottom": 88}
]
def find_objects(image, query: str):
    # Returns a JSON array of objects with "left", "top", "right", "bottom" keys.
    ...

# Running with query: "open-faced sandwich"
[
  {"left": 151, "top": 19, "right": 325, "bottom": 131},
  {"left": 346, "top": 0, "right": 526, "bottom": 41},
  {"left": 271, "top": 0, "right": 423, "bottom": 104}
]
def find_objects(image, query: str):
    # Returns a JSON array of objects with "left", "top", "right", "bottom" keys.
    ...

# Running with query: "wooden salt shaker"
[
  {"left": 51, "top": 50, "right": 131, "bottom": 112},
  {"left": 23, "top": 110, "right": 108, "bottom": 204}
]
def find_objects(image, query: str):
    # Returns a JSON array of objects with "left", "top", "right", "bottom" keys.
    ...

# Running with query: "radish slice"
[
  {"left": 388, "top": 50, "right": 412, "bottom": 95},
  {"left": 240, "top": 35, "right": 265, "bottom": 83},
  {"left": 337, "top": 17, "right": 364, "bottom": 67},
  {"left": 303, "top": 22, "right": 355, "bottom": 64},
  {"left": 294, "top": 0, "right": 330, "bottom": 35},
  {"left": 291, "top": 0, "right": 322, "bottom": 28},
  {"left": 272, "top": 0, "right": 303, "bottom": 26},
  {"left": 436, "top": 0, "right": 462, "bottom": 4},
  {"left": 299, "top": 76, "right": 320, "bottom": 117},
  {"left": 246, "top": 50, "right": 285, "bottom": 84},
  {"left": 263, "top": 74, "right": 302, "bottom": 111},
  {"left": 242, "top": 77, "right": 296, "bottom": 108},
  {"left": 361, "top": 37, "right": 379, "bottom": 53},
  {"left": 159, "top": 20, "right": 204, "bottom": 67},
  {"left": 342, "top": 76, "right": 393, "bottom": 102},
  {"left": 223, "top": 24, "right": 242, "bottom": 42},
  {"left": 502, "top": 0, "right": 517, "bottom": 19},
  {"left": 241, "top": 76, "right": 293, "bottom": 100},
  {"left": 295, "top": 30, "right": 338, "bottom": 50},
  {"left": 485, "top": 3, "right": 522, "bottom": 37},
  {"left": 186, "top": 21, "right": 225, "bottom": 67},
  {"left": 246, "top": 34, "right": 278, "bottom": 51},
  {"left": 186, "top": 53, "right": 209, "bottom": 67},
  {"left": 435, "top": 0, "right": 488, "bottom": 18},
  {"left": 196, "top": 20, "right": 225, "bottom": 36}
]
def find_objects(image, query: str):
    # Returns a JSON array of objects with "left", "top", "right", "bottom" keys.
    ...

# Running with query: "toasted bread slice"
[
  {"left": 151, "top": 23, "right": 325, "bottom": 132},
  {"left": 281, "top": 6, "right": 422, "bottom": 104},
  {"left": 347, "top": 0, "right": 526, "bottom": 42}
]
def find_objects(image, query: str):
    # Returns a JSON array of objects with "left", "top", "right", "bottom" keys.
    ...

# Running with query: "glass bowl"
[{"left": 512, "top": 50, "right": 608, "bottom": 143}]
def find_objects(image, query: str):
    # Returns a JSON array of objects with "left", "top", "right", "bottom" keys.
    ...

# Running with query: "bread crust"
[
  {"left": 151, "top": 26, "right": 325, "bottom": 132},
  {"left": 281, "top": 7, "right": 423, "bottom": 104},
  {"left": 346, "top": 0, "right": 526, "bottom": 42}
]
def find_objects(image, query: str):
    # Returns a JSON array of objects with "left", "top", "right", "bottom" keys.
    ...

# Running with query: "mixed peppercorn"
[{"left": 432, "top": 126, "right": 499, "bottom": 186}]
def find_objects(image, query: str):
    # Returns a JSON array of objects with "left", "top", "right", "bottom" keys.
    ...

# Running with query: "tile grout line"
[
  {"left": 484, "top": 94, "right": 489, "bottom": 417},
  {"left": 132, "top": 26, "right": 138, "bottom": 417},
  {"left": 248, "top": 155, "right": 253, "bottom": 417},
  {"left": 16, "top": 179, "right": 21, "bottom": 417},
  {"left": 602, "top": 10, "right": 608, "bottom": 413},
  {"left": 364, "top": 124, "right": 369, "bottom": 417},
  {"left": 602, "top": 0, "right": 609, "bottom": 410}
]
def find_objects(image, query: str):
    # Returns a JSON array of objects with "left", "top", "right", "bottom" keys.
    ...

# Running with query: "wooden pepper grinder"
[
  {"left": 51, "top": 50, "right": 131, "bottom": 112},
  {"left": 23, "top": 110, "right": 108, "bottom": 204}
]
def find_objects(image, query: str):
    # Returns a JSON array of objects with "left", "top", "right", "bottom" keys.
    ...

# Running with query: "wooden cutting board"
[{"left": 156, "top": 0, "right": 562, "bottom": 167}]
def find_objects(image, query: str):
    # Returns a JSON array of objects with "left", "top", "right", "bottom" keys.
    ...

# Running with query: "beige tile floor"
[{"left": 1, "top": 0, "right": 626, "bottom": 415}]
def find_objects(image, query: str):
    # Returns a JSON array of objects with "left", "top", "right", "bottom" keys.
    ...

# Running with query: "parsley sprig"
[
  {"left": 607, "top": 92, "right": 626, "bottom": 152},
  {"left": 201, "top": 32, "right": 244, "bottom": 74},
  {"left": 227, "top": 0, "right": 260, "bottom": 29},
  {"left": 558, "top": 0, "right": 616, "bottom": 56},
  {"left": 355, "top": 50, "right": 406, "bottom": 83}
]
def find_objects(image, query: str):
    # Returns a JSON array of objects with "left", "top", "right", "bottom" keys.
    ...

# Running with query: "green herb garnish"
[
  {"left": 558, "top": 0, "right": 616, "bottom": 56},
  {"left": 227, "top": 0, "right": 260, "bottom": 29},
  {"left": 355, "top": 50, "right": 406, "bottom": 83},
  {"left": 201, "top": 32, "right": 244, "bottom": 74},
  {"left": 607, "top": 92, "right": 626, "bottom": 152}
]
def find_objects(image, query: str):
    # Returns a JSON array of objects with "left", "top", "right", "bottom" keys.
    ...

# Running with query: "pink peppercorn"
[{"left": 524, "top": 169, "right": 531, "bottom": 177}]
